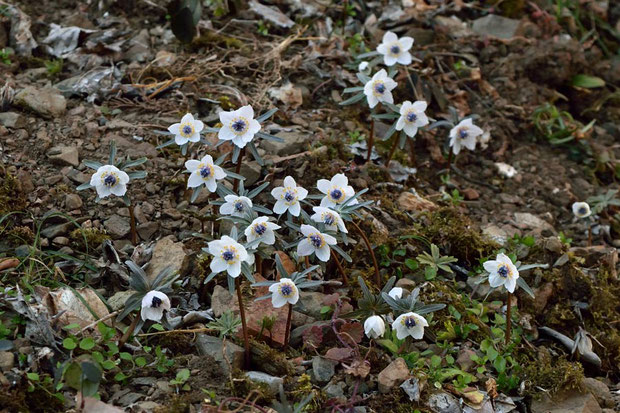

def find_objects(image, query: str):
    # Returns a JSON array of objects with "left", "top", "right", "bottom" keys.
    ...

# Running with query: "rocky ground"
[{"left": 0, "top": 0, "right": 619, "bottom": 412}]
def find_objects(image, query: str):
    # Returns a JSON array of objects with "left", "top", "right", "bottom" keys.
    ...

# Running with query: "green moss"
[
  {"left": 0, "top": 171, "right": 26, "bottom": 215},
  {"left": 69, "top": 227, "right": 110, "bottom": 250},
  {"left": 6, "top": 225, "right": 34, "bottom": 246},
  {"left": 191, "top": 31, "right": 245, "bottom": 51},
  {"left": 519, "top": 348, "right": 584, "bottom": 396}
]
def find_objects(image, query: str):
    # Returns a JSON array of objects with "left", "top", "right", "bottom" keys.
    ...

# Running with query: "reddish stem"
[
  {"left": 284, "top": 303, "right": 293, "bottom": 347},
  {"left": 351, "top": 220, "right": 380, "bottom": 286},
  {"left": 366, "top": 119, "right": 375, "bottom": 164},
  {"left": 385, "top": 135, "right": 399, "bottom": 168},
  {"left": 128, "top": 203, "right": 138, "bottom": 245},
  {"left": 236, "top": 278, "right": 250, "bottom": 368},
  {"left": 331, "top": 249, "right": 348, "bottom": 286},
  {"left": 505, "top": 292, "right": 512, "bottom": 345},
  {"left": 233, "top": 148, "right": 245, "bottom": 192}
]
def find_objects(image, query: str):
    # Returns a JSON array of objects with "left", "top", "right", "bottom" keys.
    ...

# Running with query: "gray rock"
[
  {"left": 245, "top": 371, "right": 283, "bottom": 394},
  {"left": 14, "top": 86, "right": 66, "bottom": 118},
  {"left": 0, "top": 351, "right": 14, "bottom": 371},
  {"left": 400, "top": 377, "right": 420, "bottom": 401},
  {"left": 52, "top": 236, "right": 70, "bottom": 246},
  {"left": 137, "top": 222, "right": 159, "bottom": 241},
  {"left": 482, "top": 224, "right": 508, "bottom": 246},
  {"left": 117, "top": 392, "right": 144, "bottom": 406},
  {"left": 582, "top": 378, "right": 613, "bottom": 408},
  {"left": 472, "top": 14, "right": 520, "bottom": 40},
  {"left": 47, "top": 146, "right": 79, "bottom": 167},
  {"left": 324, "top": 380, "right": 346, "bottom": 400},
  {"left": 531, "top": 389, "right": 602, "bottom": 413},
  {"left": 312, "top": 356, "right": 336, "bottom": 383},
  {"left": 195, "top": 334, "right": 244, "bottom": 375},
  {"left": 0, "top": 112, "right": 26, "bottom": 128},
  {"left": 104, "top": 215, "right": 131, "bottom": 239},
  {"left": 378, "top": 357, "right": 410, "bottom": 393},
  {"left": 146, "top": 235, "right": 186, "bottom": 280},
  {"left": 513, "top": 212, "right": 554, "bottom": 232},
  {"left": 65, "top": 193, "right": 83, "bottom": 210},
  {"left": 131, "top": 377, "right": 157, "bottom": 386},
  {"left": 211, "top": 285, "right": 237, "bottom": 317},
  {"left": 239, "top": 161, "right": 261, "bottom": 186},
  {"left": 108, "top": 291, "right": 135, "bottom": 311},
  {"left": 428, "top": 392, "right": 462, "bottom": 413},
  {"left": 298, "top": 292, "right": 327, "bottom": 318},
  {"left": 41, "top": 222, "right": 73, "bottom": 238},
  {"left": 261, "top": 127, "right": 308, "bottom": 156},
  {"left": 456, "top": 348, "right": 477, "bottom": 372}
]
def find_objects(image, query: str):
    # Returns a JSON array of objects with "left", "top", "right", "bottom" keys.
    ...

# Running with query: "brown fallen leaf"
[
  {"left": 486, "top": 377, "right": 499, "bottom": 399},
  {"left": 0, "top": 258, "right": 19, "bottom": 271}
]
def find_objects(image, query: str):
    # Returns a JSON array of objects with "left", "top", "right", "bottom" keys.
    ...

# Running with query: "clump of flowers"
[{"left": 77, "top": 140, "right": 147, "bottom": 244}]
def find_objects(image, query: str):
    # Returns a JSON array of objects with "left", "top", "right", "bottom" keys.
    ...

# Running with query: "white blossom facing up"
[
  {"left": 268, "top": 278, "right": 299, "bottom": 308},
  {"left": 376, "top": 31, "right": 414, "bottom": 66},
  {"left": 311, "top": 207, "right": 348, "bottom": 233},
  {"left": 244, "top": 216, "right": 280, "bottom": 246},
  {"left": 220, "top": 195, "right": 253, "bottom": 217},
  {"left": 483, "top": 253, "right": 519, "bottom": 293},
  {"left": 364, "top": 315, "right": 386, "bottom": 339},
  {"left": 388, "top": 287, "right": 403, "bottom": 300},
  {"left": 217, "top": 105, "right": 261, "bottom": 148},
  {"left": 317, "top": 174, "right": 358, "bottom": 208},
  {"left": 168, "top": 113, "right": 204, "bottom": 146},
  {"left": 363, "top": 69, "right": 397, "bottom": 109},
  {"left": 185, "top": 154, "right": 226, "bottom": 192},
  {"left": 297, "top": 224, "right": 337, "bottom": 262},
  {"left": 392, "top": 312, "right": 428, "bottom": 340},
  {"left": 207, "top": 235, "right": 249, "bottom": 278},
  {"left": 271, "top": 176, "right": 308, "bottom": 216},
  {"left": 141, "top": 291, "right": 171, "bottom": 322},
  {"left": 396, "top": 101, "right": 429, "bottom": 138},
  {"left": 449, "top": 118, "right": 484, "bottom": 155},
  {"left": 572, "top": 202, "right": 591, "bottom": 219},
  {"left": 90, "top": 165, "right": 130, "bottom": 198}
]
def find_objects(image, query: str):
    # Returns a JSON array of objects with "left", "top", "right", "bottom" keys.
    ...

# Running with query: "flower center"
[
  {"left": 390, "top": 44, "right": 400, "bottom": 55},
  {"left": 404, "top": 316, "right": 416, "bottom": 328},
  {"left": 284, "top": 190, "right": 296, "bottom": 203},
  {"left": 254, "top": 223, "right": 267, "bottom": 236},
  {"left": 406, "top": 112, "right": 417, "bottom": 122},
  {"left": 151, "top": 296, "right": 162, "bottom": 308},
  {"left": 374, "top": 82, "right": 386, "bottom": 95},
  {"left": 279, "top": 283, "right": 294, "bottom": 297},
  {"left": 498, "top": 265, "right": 509, "bottom": 278},
  {"left": 200, "top": 165, "right": 212, "bottom": 178},
  {"left": 578, "top": 207, "right": 587, "bottom": 215},
  {"left": 221, "top": 247, "right": 237, "bottom": 262},
  {"left": 458, "top": 128, "right": 468, "bottom": 139},
  {"left": 103, "top": 173, "right": 117, "bottom": 187},
  {"left": 234, "top": 201, "right": 245, "bottom": 212},
  {"left": 309, "top": 233, "right": 324, "bottom": 248},
  {"left": 230, "top": 117, "right": 249, "bottom": 135},
  {"left": 330, "top": 188, "right": 343, "bottom": 201},
  {"left": 181, "top": 124, "right": 193, "bottom": 137},
  {"left": 323, "top": 213, "right": 335, "bottom": 226}
]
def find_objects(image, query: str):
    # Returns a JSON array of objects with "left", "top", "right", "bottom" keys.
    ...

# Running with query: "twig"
[
  {"left": 118, "top": 315, "right": 140, "bottom": 348},
  {"left": 351, "top": 220, "right": 380, "bottom": 287},
  {"left": 78, "top": 310, "right": 120, "bottom": 335},
  {"left": 137, "top": 327, "right": 215, "bottom": 337},
  {"left": 284, "top": 303, "right": 293, "bottom": 347}
]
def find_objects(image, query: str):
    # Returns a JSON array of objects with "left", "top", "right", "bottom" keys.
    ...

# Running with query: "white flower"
[
  {"left": 392, "top": 312, "right": 428, "bottom": 340},
  {"left": 363, "top": 69, "right": 397, "bottom": 109},
  {"left": 90, "top": 165, "right": 130, "bottom": 198},
  {"left": 311, "top": 207, "right": 348, "bottom": 233},
  {"left": 478, "top": 130, "right": 491, "bottom": 149},
  {"left": 572, "top": 202, "right": 591, "bottom": 219},
  {"left": 388, "top": 287, "right": 403, "bottom": 300},
  {"left": 495, "top": 162, "right": 517, "bottom": 178},
  {"left": 244, "top": 216, "right": 280, "bottom": 245},
  {"left": 207, "top": 235, "right": 249, "bottom": 278},
  {"left": 449, "top": 118, "right": 484, "bottom": 155},
  {"left": 217, "top": 105, "right": 261, "bottom": 148},
  {"left": 317, "top": 173, "right": 358, "bottom": 208},
  {"left": 358, "top": 61, "right": 369, "bottom": 73},
  {"left": 268, "top": 278, "right": 299, "bottom": 308},
  {"left": 271, "top": 176, "right": 308, "bottom": 216},
  {"left": 396, "top": 101, "right": 429, "bottom": 138},
  {"left": 220, "top": 195, "right": 253, "bottom": 217},
  {"left": 141, "top": 291, "right": 171, "bottom": 322},
  {"left": 297, "top": 224, "right": 337, "bottom": 262},
  {"left": 483, "top": 253, "right": 519, "bottom": 293},
  {"left": 364, "top": 315, "right": 386, "bottom": 339},
  {"left": 185, "top": 154, "right": 227, "bottom": 192},
  {"left": 376, "top": 31, "right": 414, "bottom": 66},
  {"left": 168, "top": 113, "right": 204, "bottom": 146}
]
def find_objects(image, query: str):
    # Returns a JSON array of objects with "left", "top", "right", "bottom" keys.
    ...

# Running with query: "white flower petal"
[{"left": 297, "top": 239, "right": 314, "bottom": 256}]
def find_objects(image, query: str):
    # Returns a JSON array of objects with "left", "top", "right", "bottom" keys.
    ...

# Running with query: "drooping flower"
[
  {"left": 483, "top": 253, "right": 519, "bottom": 293},
  {"left": 168, "top": 113, "right": 204, "bottom": 146},
  {"left": 271, "top": 176, "right": 308, "bottom": 216},
  {"left": 217, "top": 105, "right": 261, "bottom": 148},
  {"left": 364, "top": 315, "right": 386, "bottom": 339},
  {"left": 311, "top": 207, "right": 348, "bottom": 233},
  {"left": 449, "top": 118, "right": 484, "bottom": 155},
  {"left": 376, "top": 31, "right": 414, "bottom": 66},
  {"left": 90, "top": 165, "right": 130, "bottom": 198},
  {"left": 363, "top": 69, "right": 397, "bottom": 109},
  {"left": 245, "top": 216, "right": 281, "bottom": 245},
  {"left": 572, "top": 202, "right": 591, "bottom": 219},
  {"left": 268, "top": 278, "right": 299, "bottom": 308},
  {"left": 358, "top": 61, "right": 369, "bottom": 73},
  {"left": 297, "top": 224, "right": 337, "bottom": 262},
  {"left": 207, "top": 235, "right": 249, "bottom": 278},
  {"left": 396, "top": 101, "right": 429, "bottom": 138},
  {"left": 388, "top": 287, "right": 403, "bottom": 300},
  {"left": 392, "top": 312, "right": 428, "bottom": 340},
  {"left": 220, "top": 195, "right": 253, "bottom": 217},
  {"left": 317, "top": 174, "right": 358, "bottom": 208},
  {"left": 141, "top": 291, "right": 171, "bottom": 322},
  {"left": 185, "top": 154, "right": 226, "bottom": 192}
]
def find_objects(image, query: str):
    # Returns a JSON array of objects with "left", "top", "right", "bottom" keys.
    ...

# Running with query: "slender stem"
[
  {"left": 351, "top": 220, "right": 380, "bottom": 286},
  {"left": 366, "top": 119, "right": 375, "bottom": 164},
  {"left": 236, "top": 278, "right": 250, "bottom": 368},
  {"left": 305, "top": 256, "right": 310, "bottom": 276},
  {"left": 233, "top": 148, "right": 245, "bottom": 192},
  {"left": 118, "top": 315, "right": 140, "bottom": 348},
  {"left": 331, "top": 249, "right": 348, "bottom": 286},
  {"left": 128, "top": 203, "right": 138, "bottom": 245},
  {"left": 408, "top": 136, "right": 417, "bottom": 167},
  {"left": 284, "top": 303, "right": 293, "bottom": 347},
  {"left": 587, "top": 225, "right": 592, "bottom": 246},
  {"left": 256, "top": 255, "right": 263, "bottom": 276},
  {"left": 448, "top": 150, "right": 454, "bottom": 170},
  {"left": 79, "top": 310, "right": 120, "bottom": 335},
  {"left": 505, "top": 292, "right": 512, "bottom": 345},
  {"left": 385, "top": 135, "right": 399, "bottom": 168}
]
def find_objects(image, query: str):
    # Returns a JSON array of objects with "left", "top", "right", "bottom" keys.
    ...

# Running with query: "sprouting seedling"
[
  {"left": 416, "top": 243, "right": 458, "bottom": 280},
  {"left": 587, "top": 189, "right": 620, "bottom": 215},
  {"left": 374, "top": 100, "right": 430, "bottom": 167},
  {"left": 203, "top": 226, "right": 261, "bottom": 368},
  {"left": 77, "top": 140, "right": 147, "bottom": 244},
  {"left": 207, "top": 310, "right": 242, "bottom": 339},
  {"left": 252, "top": 253, "right": 323, "bottom": 346},
  {"left": 116, "top": 260, "right": 179, "bottom": 348}
]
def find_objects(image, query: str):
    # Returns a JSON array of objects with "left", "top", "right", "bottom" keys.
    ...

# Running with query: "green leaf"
[
  {"left": 135, "top": 357, "right": 147, "bottom": 367},
  {"left": 27, "top": 372, "right": 40, "bottom": 381},
  {"left": 151, "top": 324, "right": 164, "bottom": 332},
  {"left": 63, "top": 323, "right": 81, "bottom": 331},
  {"left": 79, "top": 337, "right": 96, "bottom": 351},
  {"left": 101, "top": 360, "right": 116, "bottom": 370},
  {"left": 376, "top": 339, "right": 399, "bottom": 355},
  {"left": 114, "top": 372, "right": 128, "bottom": 381},
  {"left": 486, "top": 347, "right": 499, "bottom": 361},
  {"left": 405, "top": 258, "right": 418, "bottom": 270},
  {"left": 571, "top": 74, "right": 605, "bottom": 89},
  {"left": 176, "top": 368, "right": 190, "bottom": 382},
  {"left": 119, "top": 352, "right": 132, "bottom": 361},
  {"left": 63, "top": 337, "right": 77, "bottom": 350}
]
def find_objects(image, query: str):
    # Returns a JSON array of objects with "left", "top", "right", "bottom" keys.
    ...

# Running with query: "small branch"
[
  {"left": 137, "top": 327, "right": 215, "bottom": 337},
  {"left": 351, "top": 220, "right": 380, "bottom": 287},
  {"left": 118, "top": 315, "right": 140, "bottom": 348}
]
